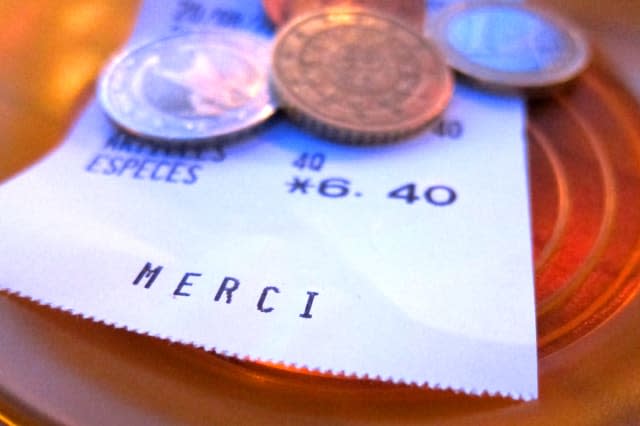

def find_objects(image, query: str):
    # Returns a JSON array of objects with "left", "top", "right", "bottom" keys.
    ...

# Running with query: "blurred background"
[{"left": 545, "top": 0, "right": 640, "bottom": 96}]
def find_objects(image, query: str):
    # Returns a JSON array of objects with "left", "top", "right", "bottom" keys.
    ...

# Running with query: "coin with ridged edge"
[
  {"left": 431, "top": 1, "right": 590, "bottom": 93},
  {"left": 270, "top": 9, "right": 453, "bottom": 144},
  {"left": 98, "top": 30, "right": 276, "bottom": 144},
  {"left": 262, "top": 0, "right": 426, "bottom": 32}
]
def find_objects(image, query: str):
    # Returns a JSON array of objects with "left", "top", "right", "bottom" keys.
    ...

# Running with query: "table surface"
[{"left": 1, "top": 1, "right": 640, "bottom": 424}]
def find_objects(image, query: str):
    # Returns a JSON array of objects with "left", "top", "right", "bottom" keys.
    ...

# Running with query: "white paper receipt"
[{"left": 0, "top": 0, "right": 538, "bottom": 400}]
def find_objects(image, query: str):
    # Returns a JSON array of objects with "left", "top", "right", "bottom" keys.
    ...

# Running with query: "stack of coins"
[{"left": 97, "top": 0, "right": 590, "bottom": 146}]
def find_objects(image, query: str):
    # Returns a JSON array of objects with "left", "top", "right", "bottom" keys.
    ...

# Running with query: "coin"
[
  {"left": 270, "top": 9, "right": 453, "bottom": 144},
  {"left": 430, "top": 1, "right": 590, "bottom": 93},
  {"left": 262, "top": 0, "right": 425, "bottom": 32},
  {"left": 98, "top": 30, "right": 276, "bottom": 144},
  {"left": 263, "top": 0, "right": 289, "bottom": 27}
]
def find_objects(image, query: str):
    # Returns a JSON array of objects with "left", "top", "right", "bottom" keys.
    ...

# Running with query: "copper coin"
[
  {"left": 271, "top": 9, "right": 453, "bottom": 144},
  {"left": 262, "top": 0, "right": 425, "bottom": 32}
]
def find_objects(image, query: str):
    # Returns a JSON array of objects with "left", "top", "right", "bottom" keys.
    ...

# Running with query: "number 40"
[
  {"left": 388, "top": 183, "right": 457, "bottom": 206},
  {"left": 292, "top": 152, "right": 325, "bottom": 172}
]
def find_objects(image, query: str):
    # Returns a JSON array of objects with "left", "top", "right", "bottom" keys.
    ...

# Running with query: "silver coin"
[
  {"left": 431, "top": 1, "right": 590, "bottom": 92},
  {"left": 98, "top": 30, "right": 276, "bottom": 143}
]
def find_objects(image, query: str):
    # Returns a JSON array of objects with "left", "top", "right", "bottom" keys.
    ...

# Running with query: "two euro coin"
[
  {"left": 430, "top": 1, "right": 590, "bottom": 93},
  {"left": 98, "top": 30, "right": 276, "bottom": 144}
]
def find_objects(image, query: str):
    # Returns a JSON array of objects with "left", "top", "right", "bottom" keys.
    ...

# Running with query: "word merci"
[{"left": 133, "top": 262, "right": 319, "bottom": 319}]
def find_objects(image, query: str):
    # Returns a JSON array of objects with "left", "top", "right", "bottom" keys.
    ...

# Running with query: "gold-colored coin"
[
  {"left": 262, "top": 0, "right": 426, "bottom": 32},
  {"left": 270, "top": 9, "right": 453, "bottom": 144},
  {"left": 431, "top": 1, "right": 590, "bottom": 94}
]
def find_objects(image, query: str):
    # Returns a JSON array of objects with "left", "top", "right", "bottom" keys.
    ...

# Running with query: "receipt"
[{"left": 0, "top": 0, "right": 537, "bottom": 400}]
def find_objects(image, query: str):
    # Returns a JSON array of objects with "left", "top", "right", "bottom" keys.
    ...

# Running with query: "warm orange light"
[
  {"left": 59, "top": 3, "right": 109, "bottom": 36},
  {"left": 44, "top": 49, "right": 102, "bottom": 116}
]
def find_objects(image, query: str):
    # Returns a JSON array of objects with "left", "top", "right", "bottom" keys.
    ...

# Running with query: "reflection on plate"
[{"left": 529, "top": 64, "right": 640, "bottom": 356}]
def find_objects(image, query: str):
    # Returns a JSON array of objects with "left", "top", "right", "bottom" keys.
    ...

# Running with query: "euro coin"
[
  {"left": 430, "top": 1, "right": 590, "bottom": 93},
  {"left": 270, "top": 9, "right": 453, "bottom": 144},
  {"left": 98, "top": 30, "right": 276, "bottom": 144},
  {"left": 262, "top": 0, "right": 425, "bottom": 32}
]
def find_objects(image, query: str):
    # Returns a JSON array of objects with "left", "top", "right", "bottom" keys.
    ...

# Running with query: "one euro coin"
[
  {"left": 98, "top": 30, "right": 276, "bottom": 144},
  {"left": 430, "top": 1, "right": 590, "bottom": 93},
  {"left": 270, "top": 9, "right": 453, "bottom": 144}
]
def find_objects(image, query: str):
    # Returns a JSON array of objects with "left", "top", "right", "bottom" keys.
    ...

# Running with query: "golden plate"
[{"left": 1, "top": 0, "right": 640, "bottom": 423}]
